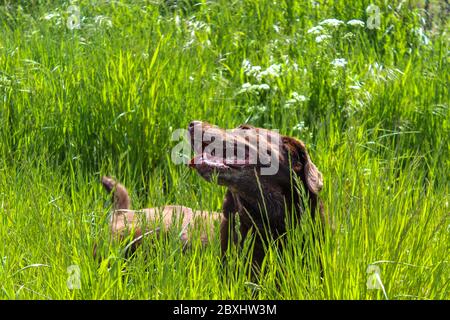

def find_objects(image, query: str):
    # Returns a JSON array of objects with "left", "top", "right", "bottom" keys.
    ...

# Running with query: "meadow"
[{"left": 0, "top": 0, "right": 448, "bottom": 299}]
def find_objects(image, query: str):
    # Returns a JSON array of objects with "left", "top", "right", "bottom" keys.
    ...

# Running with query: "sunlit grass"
[{"left": 0, "top": 0, "right": 448, "bottom": 299}]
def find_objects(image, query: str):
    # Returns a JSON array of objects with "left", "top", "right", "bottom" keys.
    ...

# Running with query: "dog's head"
[{"left": 187, "top": 121, "right": 323, "bottom": 198}]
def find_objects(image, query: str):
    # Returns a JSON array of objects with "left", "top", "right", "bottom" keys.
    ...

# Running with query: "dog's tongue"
[
  {"left": 189, "top": 153, "right": 251, "bottom": 168},
  {"left": 189, "top": 153, "right": 231, "bottom": 169}
]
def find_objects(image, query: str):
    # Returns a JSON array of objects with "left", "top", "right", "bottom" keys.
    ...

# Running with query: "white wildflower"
[
  {"left": 242, "top": 60, "right": 262, "bottom": 78},
  {"left": 331, "top": 58, "right": 347, "bottom": 68},
  {"left": 307, "top": 25, "right": 324, "bottom": 35},
  {"left": 315, "top": 34, "right": 331, "bottom": 43},
  {"left": 343, "top": 32, "right": 355, "bottom": 40},
  {"left": 249, "top": 105, "right": 268, "bottom": 113},
  {"left": 238, "top": 83, "right": 270, "bottom": 94},
  {"left": 257, "top": 105, "right": 267, "bottom": 112},
  {"left": 250, "top": 66, "right": 262, "bottom": 78},
  {"left": 293, "top": 121, "right": 306, "bottom": 131},
  {"left": 347, "top": 19, "right": 365, "bottom": 27},
  {"left": 290, "top": 92, "right": 307, "bottom": 102},
  {"left": 293, "top": 121, "right": 313, "bottom": 140},
  {"left": 285, "top": 92, "right": 307, "bottom": 108},
  {"left": 242, "top": 60, "right": 283, "bottom": 81},
  {"left": 293, "top": 92, "right": 306, "bottom": 101},
  {"left": 241, "top": 82, "right": 252, "bottom": 90},
  {"left": 242, "top": 59, "right": 252, "bottom": 71},
  {"left": 319, "top": 18, "right": 344, "bottom": 28},
  {"left": 260, "top": 64, "right": 282, "bottom": 78}
]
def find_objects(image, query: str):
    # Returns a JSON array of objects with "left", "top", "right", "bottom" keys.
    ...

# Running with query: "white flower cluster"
[
  {"left": 308, "top": 18, "right": 365, "bottom": 43},
  {"left": 315, "top": 34, "right": 331, "bottom": 43},
  {"left": 347, "top": 19, "right": 365, "bottom": 27},
  {"left": 307, "top": 25, "right": 324, "bottom": 35},
  {"left": 261, "top": 63, "right": 282, "bottom": 78},
  {"left": 248, "top": 105, "right": 268, "bottom": 113},
  {"left": 238, "top": 59, "right": 286, "bottom": 94},
  {"left": 242, "top": 60, "right": 282, "bottom": 82},
  {"left": 284, "top": 92, "right": 307, "bottom": 108},
  {"left": 238, "top": 82, "right": 271, "bottom": 94},
  {"left": 293, "top": 121, "right": 306, "bottom": 131},
  {"left": 331, "top": 58, "right": 348, "bottom": 68},
  {"left": 293, "top": 121, "right": 313, "bottom": 139},
  {"left": 319, "top": 18, "right": 344, "bottom": 28}
]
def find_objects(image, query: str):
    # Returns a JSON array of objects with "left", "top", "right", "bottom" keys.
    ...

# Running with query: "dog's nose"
[{"left": 188, "top": 120, "right": 202, "bottom": 130}]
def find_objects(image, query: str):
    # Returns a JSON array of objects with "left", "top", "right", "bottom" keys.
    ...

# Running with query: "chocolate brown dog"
[
  {"left": 187, "top": 121, "right": 324, "bottom": 269},
  {"left": 98, "top": 176, "right": 221, "bottom": 256}
]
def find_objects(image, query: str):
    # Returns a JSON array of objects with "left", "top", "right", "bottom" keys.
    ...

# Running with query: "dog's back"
[{"left": 100, "top": 176, "right": 220, "bottom": 254}]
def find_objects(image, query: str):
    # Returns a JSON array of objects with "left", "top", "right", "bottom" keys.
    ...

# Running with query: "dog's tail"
[{"left": 101, "top": 176, "right": 131, "bottom": 210}]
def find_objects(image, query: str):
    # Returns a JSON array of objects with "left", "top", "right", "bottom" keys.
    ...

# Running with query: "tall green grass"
[{"left": 0, "top": 0, "right": 448, "bottom": 299}]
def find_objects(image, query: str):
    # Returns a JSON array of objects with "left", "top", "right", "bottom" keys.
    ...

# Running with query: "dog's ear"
[{"left": 282, "top": 136, "right": 323, "bottom": 194}]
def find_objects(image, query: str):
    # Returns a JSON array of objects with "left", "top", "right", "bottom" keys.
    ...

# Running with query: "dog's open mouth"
[
  {"left": 188, "top": 123, "right": 251, "bottom": 172},
  {"left": 186, "top": 120, "right": 285, "bottom": 178},
  {"left": 189, "top": 153, "right": 249, "bottom": 171}
]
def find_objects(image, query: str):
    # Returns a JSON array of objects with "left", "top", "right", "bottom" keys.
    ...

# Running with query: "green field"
[{"left": 0, "top": 0, "right": 449, "bottom": 299}]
